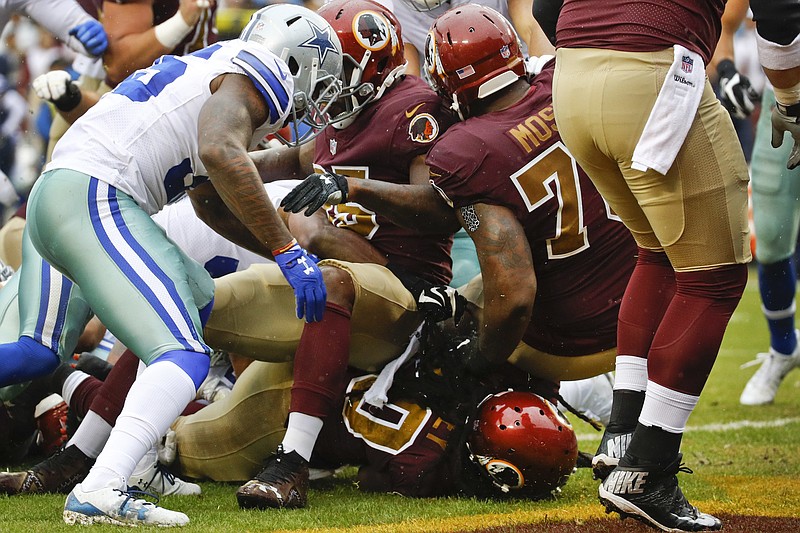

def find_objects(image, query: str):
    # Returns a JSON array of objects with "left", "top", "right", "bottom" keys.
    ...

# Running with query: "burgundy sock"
[
  {"left": 617, "top": 248, "right": 676, "bottom": 357},
  {"left": 290, "top": 303, "right": 351, "bottom": 418},
  {"left": 87, "top": 349, "right": 139, "bottom": 426},
  {"left": 648, "top": 263, "right": 748, "bottom": 394},
  {"left": 69, "top": 376, "right": 103, "bottom": 419}
]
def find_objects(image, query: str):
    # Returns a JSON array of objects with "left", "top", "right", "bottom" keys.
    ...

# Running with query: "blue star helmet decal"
[{"left": 300, "top": 20, "right": 339, "bottom": 65}]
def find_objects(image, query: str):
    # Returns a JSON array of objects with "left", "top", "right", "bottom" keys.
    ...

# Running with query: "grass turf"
[{"left": 2, "top": 267, "right": 800, "bottom": 532}]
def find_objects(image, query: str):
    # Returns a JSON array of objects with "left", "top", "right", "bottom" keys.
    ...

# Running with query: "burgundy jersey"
[
  {"left": 314, "top": 76, "right": 456, "bottom": 285},
  {"left": 312, "top": 373, "right": 457, "bottom": 497},
  {"left": 555, "top": 0, "right": 724, "bottom": 64},
  {"left": 426, "top": 63, "right": 637, "bottom": 356},
  {"left": 109, "top": 0, "right": 218, "bottom": 56}
]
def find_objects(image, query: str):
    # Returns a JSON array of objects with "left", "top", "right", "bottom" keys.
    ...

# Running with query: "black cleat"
[
  {"left": 599, "top": 454, "right": 722, "bottom": 532},
  {"left": 236, "top": 445, "right": 309, "bottom": 510},
  {"left": 592, "top": 428, "right": 633, "bottom": 481},
  {"left": 0, "top": 444, "right": 94, "bottom": 495}
]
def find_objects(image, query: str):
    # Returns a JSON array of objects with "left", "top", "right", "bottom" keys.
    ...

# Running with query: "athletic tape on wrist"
[
  {"left": 154, "top": 11, "right": 193, "bottom": 50},
  {"left": 774, "top": 81, "right": 800, "bottom": 109}
]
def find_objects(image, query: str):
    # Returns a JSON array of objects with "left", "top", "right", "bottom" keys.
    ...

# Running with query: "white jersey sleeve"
[
  {"left": 17, "top": 0, "right": 96, "bottom": 55},
  {"left": 47, "top": 40, "right": 294, "bottom": 215}
]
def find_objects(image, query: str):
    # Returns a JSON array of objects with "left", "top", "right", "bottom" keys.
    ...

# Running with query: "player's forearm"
[
  {"left": 347, "top": 180, "right": 459, "bottom": 232},
  {"left": 188, "top": 181, "right": 276, "bottom": 258},
  {"left": 478, "top": 270, "right": 535, "bottom": 363},
  {"left": 249, "top": 145, "right": 308, "bottom": 183}
]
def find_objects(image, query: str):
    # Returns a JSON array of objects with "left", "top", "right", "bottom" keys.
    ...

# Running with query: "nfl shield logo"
[
  {"left": 329, "top": 139, "right": 337, "bottom": 155},
  {"left": 681, "top": 56, "right": 693, "bottom": 73}
]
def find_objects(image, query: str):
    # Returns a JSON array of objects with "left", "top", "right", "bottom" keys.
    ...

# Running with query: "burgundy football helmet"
[
  {"left": 318, "top": 0, "right": 406, "bottom": 126},
  {"left": 467, "top": 390, "right": 578, "bottom": 496},
  {"left": 424, "top": 4, "right": 526, "bottom": 120}
]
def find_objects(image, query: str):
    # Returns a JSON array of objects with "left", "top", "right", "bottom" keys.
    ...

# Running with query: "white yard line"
[{"left": 576, "top": 417, "right": 800, "bottom": 441}]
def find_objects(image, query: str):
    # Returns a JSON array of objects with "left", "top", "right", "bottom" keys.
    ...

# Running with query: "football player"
[
  {"left": 392, "top": 0, "right": 554, "bottom": 77},
  {"left": 0, "top": 0, "right": 106, "bottom": 58},
  {"left": 284, "top": 5, "right": 635, "bottom": 413},
  {"left": 221, "top": 0, "right": 458, "bottom": 511},
  {"left": 168, "top": 361, "right": 581, "bottom": 501},
  {"left": 551, "top": 0, "right": 750, "bottom": 530},
  {"left": 37, "top": 0, "right": 217, "bottom": 152},
  {"left": 0, "top": 4, "right": 343, "bottom": 526}
]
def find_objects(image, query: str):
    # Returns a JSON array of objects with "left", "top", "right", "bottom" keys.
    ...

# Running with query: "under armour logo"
[
  {"left": 605, "top": 470, "right": 648, "bottom": 494},
  {"left": 297, "top": 255, "right": 315, "bottom": 276}
]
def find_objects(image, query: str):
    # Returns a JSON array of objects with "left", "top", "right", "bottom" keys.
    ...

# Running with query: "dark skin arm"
[
  {"left": 249, "top": 142, "right": 311, "bottom": 183},
  {"left": 345, "top": 155, "right": 461, "bottom": 233},
  {"left": 460, "top": 202, "right": 536, "bottom": 364},
  {"left": 190, "top": 73, "right": 295, "bottom": 257}
]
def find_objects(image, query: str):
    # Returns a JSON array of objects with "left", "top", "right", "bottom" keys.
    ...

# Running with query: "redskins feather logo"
[
  {"left": 408, "top": 113, "right": 439, "bottom": 143},
  {"left": 353, "top": 11, "right": 392, "bottom": 52}
]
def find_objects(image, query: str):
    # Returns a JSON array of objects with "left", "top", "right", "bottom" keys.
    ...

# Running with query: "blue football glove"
[
  {"left": 274, "top": 242, "right": 326, "bottom": 322},
  {"left": 69, "top": 20, "right": 108, "bottom": 57}
]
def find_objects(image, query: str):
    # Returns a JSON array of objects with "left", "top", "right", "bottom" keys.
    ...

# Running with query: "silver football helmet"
[
  {"left": 399, "top": 0, "right": 450, "bottom": 11},
  {"left": 240, "top": 4, "right": 344, "bottom": 146}
]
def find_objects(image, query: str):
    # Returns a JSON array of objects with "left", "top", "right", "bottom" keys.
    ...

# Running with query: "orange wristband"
[{"left": 272, "top": 239, "right": 297, "bottom": 257}]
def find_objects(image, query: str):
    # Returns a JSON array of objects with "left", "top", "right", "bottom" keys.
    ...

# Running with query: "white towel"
[
  {"left": 363, "top": 323, "right": 424, "bottom": 408},
  {"left": 631, "top": 45, "right": 705, "bottom": 175}
]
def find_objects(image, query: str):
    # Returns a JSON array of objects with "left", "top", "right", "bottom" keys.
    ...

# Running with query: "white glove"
[
  {"left": 32, "top": 70, "right": 73, "bottom": 102},
  {"left": 525, "top": 55, "right": 555, "bottom": 78}
]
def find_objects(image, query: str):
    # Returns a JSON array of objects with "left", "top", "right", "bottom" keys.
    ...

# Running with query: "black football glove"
[
  {"left": 417, "top": 285, "right": 467, "bottom": 324},
  {"left": 280, "top": 171, "right": 348, "bottom": 216},
  {"left": 717, "top": 59, "right": 759, "bottom": 119}
]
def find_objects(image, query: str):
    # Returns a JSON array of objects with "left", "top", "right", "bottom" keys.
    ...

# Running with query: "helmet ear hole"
[{"left": 287, "top": 57, "right": 300, "bottom": 76}]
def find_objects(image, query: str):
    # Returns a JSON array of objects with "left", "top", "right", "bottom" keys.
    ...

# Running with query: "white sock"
[
  {"left": 281, "top": 412, "right": 323, "bottom": 462},
  {"left": 61, "top": 371, "right": 91, "bottom": 405},
  {"left": 81, "top": 361, "right": 196, "bottom": 491},
  {"left": 638, "top": 380, "right": 699, "bottom": 433},
  {"left": 613, "top": 355, "right": 649, "bottom": 392},
  {"left": 67, "top": 411, "right": 112, "bottom": 459},
  {"left": 130, "top": 446, "right": 158, "bottom": 480}
]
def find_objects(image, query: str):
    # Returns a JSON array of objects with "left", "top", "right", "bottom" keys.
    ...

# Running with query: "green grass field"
[{"left": 2, "top": 267, "right": 800, "bottom": 532}]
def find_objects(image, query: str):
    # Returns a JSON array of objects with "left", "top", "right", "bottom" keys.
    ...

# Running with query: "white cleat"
[
  {"left": 63, "top": 483, "right": 189, "bottom": 527},
  {"left": 740, "top": 331, "right": 800, "bottom": 406},
  {"left": 129, "top": 459, "right": 201, "bottom": 497}
]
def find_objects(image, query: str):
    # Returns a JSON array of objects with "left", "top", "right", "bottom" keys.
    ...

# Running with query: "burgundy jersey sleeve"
[
  {"left": 428, "top": 64, "right": 636, "bottom": 356},
  {"left": 556, "top": 0, "right": 724, "bottom": 64},
  {"left": 313, "top": 76, "right": 457, "bottom": 285}
]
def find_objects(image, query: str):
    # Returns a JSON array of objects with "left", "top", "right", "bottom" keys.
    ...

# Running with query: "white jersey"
[
  {"left": 47, "top": 39, "right": 294, "bottom": 215},
  {"left": 393, "top": 1, "right": 525, "bottom": 58},
  {"left": 152, "top": 179, "right": 301, "bottom": 278},
  {"left": 0, "top": 0, "right": 95, "bottom": 55}
]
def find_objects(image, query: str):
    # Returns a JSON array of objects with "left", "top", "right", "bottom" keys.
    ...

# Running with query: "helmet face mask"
[
  {"left": 466, "top": 391, "right": 579, "bottom": 498},
  {"left": 240, "top": 4, "right": 344, "bottom": 146},
  {"left": 318, "top": 0, "right": 407, "bottom": 128},
  {"left": 399, "top": 0, "right": 450, "bottom": 12},
  {"left": 423, "top": 4, "right": 526, "bottom": 120}
]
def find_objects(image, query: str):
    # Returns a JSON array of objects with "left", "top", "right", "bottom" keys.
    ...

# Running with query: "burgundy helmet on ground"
[{"left": 467, "top": 390, "right": 578, "bottom": 497}]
